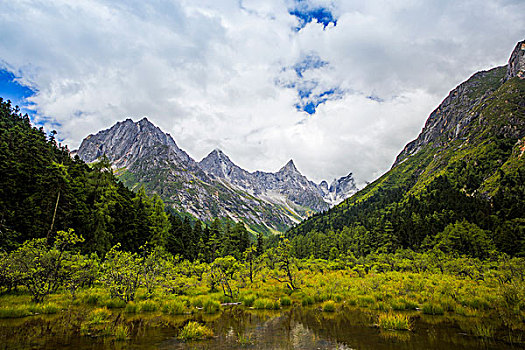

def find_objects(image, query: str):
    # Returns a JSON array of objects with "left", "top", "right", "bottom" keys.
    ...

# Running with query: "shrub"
[{"left": 178, "top": 322, "right": 214, "bottom": 340}]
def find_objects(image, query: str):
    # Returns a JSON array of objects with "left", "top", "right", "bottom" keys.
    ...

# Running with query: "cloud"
[{"left": 0, "top": 0, "right": 523, "bottom": 185}]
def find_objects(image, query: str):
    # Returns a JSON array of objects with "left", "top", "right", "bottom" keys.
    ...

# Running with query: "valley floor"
[{"left": 1, "top": 258, "right": 524, "bottom": 349}]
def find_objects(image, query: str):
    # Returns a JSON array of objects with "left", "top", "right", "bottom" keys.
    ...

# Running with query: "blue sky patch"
[
  {"left": 0, "top": 68, "right": 36, "bottom": 110},
  {"left": 278, "top": 54, "right": 344, "bottom": 114},
  {"left": 289, "top": 0, "right": 337, "bottom": 30},
  {"left": 295, "top": 87, "right": 344, "bottom": 114}
]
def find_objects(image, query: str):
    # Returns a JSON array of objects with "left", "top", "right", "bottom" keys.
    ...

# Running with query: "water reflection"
[{"left": 0, "top": 306, "right": 517, "bottom": 350}]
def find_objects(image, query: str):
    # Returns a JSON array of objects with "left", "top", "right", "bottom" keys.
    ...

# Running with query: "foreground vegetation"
[{"left": 1, "top": 232, "right": 524, "bottom": 345}]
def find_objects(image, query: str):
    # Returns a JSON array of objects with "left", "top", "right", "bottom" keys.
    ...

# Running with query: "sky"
[{"left": 0, "top": 0, "right": 523, "bottom": 186}]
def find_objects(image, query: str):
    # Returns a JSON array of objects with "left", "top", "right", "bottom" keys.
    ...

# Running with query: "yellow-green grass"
[
  {"left": 377, "top": 312, "right": 413, "bottom": 331},
  {"left": 178, "top": 321, "right": 214, "bottom": 340}
]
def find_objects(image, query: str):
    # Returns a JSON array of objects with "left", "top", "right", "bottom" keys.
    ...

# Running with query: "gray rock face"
[
  {"left": 77, "top": 118, "right": 192, "bottom": 168},
  {"left": 506, "top": 40, "right": 525, "bottom": 80},
  {"left": 320, "top": 173, "right": 359, "bottom": 206},
  {"left": 395, "top": 40, "right": 525, "bottom": 168},
  {"left": 77, "top": 118, "right": 358, "bottom": 232},
  {"left": 393, "top": 65, "right": 507, "bottom": 167}
]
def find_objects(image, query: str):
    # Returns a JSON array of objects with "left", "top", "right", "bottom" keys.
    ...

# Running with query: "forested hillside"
[
  {"left": 0, "top": 98, "right": 256, "bottom": 261},
  {"left": 288, "top": 53, "right": 525, "bottom": 258}
]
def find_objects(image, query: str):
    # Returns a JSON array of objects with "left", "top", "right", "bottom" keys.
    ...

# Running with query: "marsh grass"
[
  {"left": 242, "top": 294, "right": 257, "bottom": 307},
  {"left": 322, "top": 300, "right": 336, "bottom": 312},
  {"left": 178, "top": 321, "right": 214, "bottom": 340},
  {"left": 472, "top": 322, "right": 495, "bottom": 338},
  {"left": 125, "top": 302, "right": 138, "bottom": 313},
  {"left": 88, "top": 307, "right": 112, "bottom": 324},
  {"left": 422, "top": 302, "right": 444, "bottom": 315},
  {"left": 301, "top": 296, "right": 314, "bottom": 306},
  {"left": 237, "top": 332, "right": 254, "bottom": 345},
  {"left": 0, "top": 305, "right": 31, "bottom": 318},
  {"left": 280, "top": 296, "right": 292, "bottom": 306},
  {"left": 203, "top": 299, "right": 221, "bottom": 314},
  {"left": 28, "top": 302, "right": 60, "bottom": 314},
  {"left": 377, "top": 312, "right": 413, "bottom": 331},
  {"left": 137, "top": 299, "right": 159, "bottom": 312},
  {"left": 162, "top": 299, "right": 186, "bottom": 315},
  {"left": 113, "top": 324, "right": 130, "bottom": 341},
  {"left": 253, "top": 298, "right": 280, "bottom": 310}
]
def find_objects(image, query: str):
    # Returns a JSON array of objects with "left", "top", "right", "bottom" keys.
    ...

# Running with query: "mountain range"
[{"left": 75, "top": 118, "right": 357, "bottom": 233}]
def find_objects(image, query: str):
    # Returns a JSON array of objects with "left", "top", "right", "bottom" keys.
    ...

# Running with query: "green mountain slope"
[{"left": 288, "top": 43, "right": 525, "bottom": 257}]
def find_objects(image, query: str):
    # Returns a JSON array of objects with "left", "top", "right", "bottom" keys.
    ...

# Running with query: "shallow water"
[{"left": 0, "top": 306, "right": 520, "bottom": 349}]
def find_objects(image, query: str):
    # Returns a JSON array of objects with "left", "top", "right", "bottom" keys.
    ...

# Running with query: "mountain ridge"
[
  {"left": 288, "top": 40, "right": 525, "bottom": 256},
  {"left": 76, "top": 118, "right": 358, "bottom": 233}
]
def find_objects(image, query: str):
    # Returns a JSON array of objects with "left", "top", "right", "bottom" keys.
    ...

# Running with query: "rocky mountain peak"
[
  {"left": 506, "top": 40, "right": 525, "bottom": 80},
  {"left": 279, "top": 159, "right": 299, "bottom": 174}
]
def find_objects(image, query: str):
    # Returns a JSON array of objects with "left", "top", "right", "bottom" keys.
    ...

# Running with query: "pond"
[{"left": 0, "top": 305, "right": 517, "bottom": 349}]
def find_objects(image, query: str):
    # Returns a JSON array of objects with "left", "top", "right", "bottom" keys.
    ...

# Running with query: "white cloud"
[{"left": 0, "top": 0, "right": 523, "bottom": 185}]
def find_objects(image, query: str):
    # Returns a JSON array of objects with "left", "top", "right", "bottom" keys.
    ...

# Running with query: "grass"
[
  {"left": 472, "top": 323, "right": 495, "bottom": 338},
  {"left": 422, "top": 302, "right": 444, "bottom": 315},
  {"left": 0, "top": 305, "right": 31, "bottom": 318},
  {"left": 322, "top": 300, "right": 336, "bottom": 312},
  {"left": 280, "top": 296, "right": 292, "bottom": 306},
  {"left": 301, "top": 296, "right": 314, "bottom": 306},
  {"left": 253, "top": 298, "right": 280, "bottom": 310},
  {"left": 178, "top": 321, "right": 214, "bottom": 340},
  {"left": 162, "top": 299, "right": 186, "bottom": 315},
  {"left": 28, "top": 302, "right": 60, "bottom": 314},
  {"left": 137, "top": 299, "right": 159, "bottom": 312},
  {"left": 203, "top": 299, "right": 221, "bottom": 314},
  {"left": 125, "top": 302, "right": 138, "bottom": 313},
  {"left": 88, "top": 307, "right": 112, "bottom": 324},
  {"left": 113, "top": 324, "right": 129, "bottom": 341},
  {"left": 377, "top": 313, "right": 413, "bottom": 331},
  {"left": 242, "top": 294, "right": 257, "bottom": 307}
]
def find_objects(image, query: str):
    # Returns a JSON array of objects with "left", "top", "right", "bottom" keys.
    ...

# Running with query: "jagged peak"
[
  {"left": 201, "top": 148, "right": 235, "bottom": 165},
  {"left": 506, "top": 39, "right": 525, "bottom": 80},
  {"left": 279, "top": 159, "right": 300, "bottom": 174}
]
